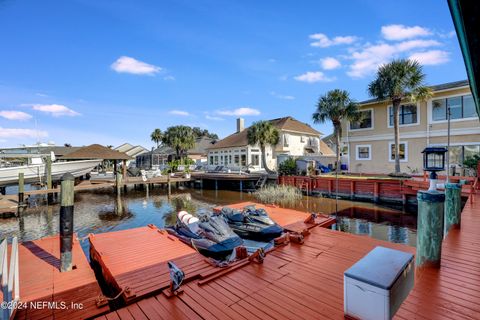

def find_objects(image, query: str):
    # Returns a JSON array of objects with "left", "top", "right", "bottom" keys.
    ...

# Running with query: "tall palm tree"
[
  {"left": 162, "top": 125, "right": 195, "bottom": 159},
  {"left": 150, "top": 128, "right": 163, "bottom": 148},
  {"left": 368, "top": 59, "right": 432, "bottom": 175},
  {"left": 313, "top": 89, "right": 361, "bottom": 175},
  {"left": 247, "top": 121, "right": 280, "bottom": 174}
]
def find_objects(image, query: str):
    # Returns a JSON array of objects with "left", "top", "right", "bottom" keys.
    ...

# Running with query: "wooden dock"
[{"left": 7, "top": 235, "right": 109, "bottom": 319}]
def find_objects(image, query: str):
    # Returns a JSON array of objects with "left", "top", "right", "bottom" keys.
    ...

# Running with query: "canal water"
[{"left": 0, "top": 187, "right": 417, "bottom": 255}]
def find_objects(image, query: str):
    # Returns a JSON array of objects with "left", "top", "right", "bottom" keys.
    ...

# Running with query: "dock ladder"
[
  {"left": 0, "top": 237, "right": 19, "bottom": 320},
  {"left": 255, "top": 175, "right": 268, "bottom": 189}
]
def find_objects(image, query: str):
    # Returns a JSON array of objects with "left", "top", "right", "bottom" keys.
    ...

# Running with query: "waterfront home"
[
  {"left": 341, "top": 80, "right": 480, "bottom": 174},
  {"left": 136, "top": 137, "right": 215, "bottom": 169},
  {"left": 114, "top": 143, "right": 148, "bottom": 166},
  {"left": 206, "top": 116, "right": 333, "bottom": 171}
]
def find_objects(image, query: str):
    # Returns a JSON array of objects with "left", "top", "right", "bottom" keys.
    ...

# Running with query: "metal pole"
[
  {"left": 60, "top": 173, "right": 75, "bottom": 272},
  {"left": 446, "top": 106, "right": 451, "bottom": 183}
]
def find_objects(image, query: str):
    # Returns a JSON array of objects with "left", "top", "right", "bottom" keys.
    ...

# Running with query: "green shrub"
[
  {"left": 278, "top": 158, "right": 296, "bottom": 176},
  {"left": 464, "top": 155, "right": 480, "bottom": 169}
]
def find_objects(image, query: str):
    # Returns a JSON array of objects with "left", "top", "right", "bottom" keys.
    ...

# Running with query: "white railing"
[{"left": 0, "top": 237, "right": 19, "bottom": 320}]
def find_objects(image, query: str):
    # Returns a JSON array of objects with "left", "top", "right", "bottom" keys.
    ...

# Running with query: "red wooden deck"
[
  {"left": 10, "top": 235, "right": 109, "bottom": 320},
  {"left": 214, "top": 201, "right": 336, "bottom": 233},
  {"left": 89, "top": 225, "right": 218, "bottom": 305}
]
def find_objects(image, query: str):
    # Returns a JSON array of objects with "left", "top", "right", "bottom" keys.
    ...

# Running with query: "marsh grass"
[{"left": 254, "top": 185, "right": 302, "bottom": 205}]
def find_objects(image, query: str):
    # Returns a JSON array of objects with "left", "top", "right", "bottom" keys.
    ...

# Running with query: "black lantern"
[{"left": 422, "top": 147, "right": 447, "bottom": 191}]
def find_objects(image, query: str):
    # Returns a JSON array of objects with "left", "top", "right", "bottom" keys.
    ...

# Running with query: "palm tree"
[
  {"left": 162, "top": 125, "right": 196, "bottom": 159},
  {"left": 247, "top": 121, "right": 280, "bottom": 174},
  {"left": 312, "top": 89, "right": 361, "bottom": 175},
  {"left": 150, "top": 128, "right": 163, "bottom": 148},
  {"left": 368, "top": 59, "right": 432, "bottom": 175}
]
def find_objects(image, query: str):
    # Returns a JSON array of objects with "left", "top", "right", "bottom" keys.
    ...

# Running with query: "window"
[
  {"left": 251, "top": 154, "right": 260, "bottom": 166},
  {"left": 301, "top": 136, "right": 305, "bottom": 143},
  {"left": 229, "top": 155, "right": 232, "bottom": 164},
  {"left": 214, "top": 156, "right": 219, "bottom": 165},
  {"left": 389, "top": 142, "right": 408, "bottom": 162},
  {"left": 388, "top": 104, "right": 417, "bottom": 126},
  {"left": 350, "top": 109, "right": 373, "bottom": 130},
  {"left": 209, "top": 156, "right": 213, "bottom": 165},
  {"left": 241, "top": 154, "right": 247, "bottom": 166},
  {"left": 283, "top": 134, "right": 289, "bottom": 147},
  {"left": 234, "top": 155, "right": 239, "bottom": 165},
  {"left": 355, "top": 145, "right": 371, "bottom": 160},
  {"left": 432, "top": 94, "right": 477, "bottom": 121}
]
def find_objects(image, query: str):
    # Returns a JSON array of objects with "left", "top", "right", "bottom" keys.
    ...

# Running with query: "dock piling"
[
  {"left": 116, "top": 173, "right": 123, "bottom": 195},
  {"left": 60, "top": 172, "right": 75, "bottom": 272},
  {"left": 46, "top": 155, "right": 53, "bottom": 203},
  {"left": 444, "top": 183, "right": 462, "bottom": 236},
  {"left": 18, "top": 172, "right": 25, "bottom": 207},
  {"left": 416, "top": 190, "right": 445, "bottom": 268}
]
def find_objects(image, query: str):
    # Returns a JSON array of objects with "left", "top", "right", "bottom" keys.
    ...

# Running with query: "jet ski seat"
[{"left": 178, "top": 211, "right": 200, "bottom": 234}]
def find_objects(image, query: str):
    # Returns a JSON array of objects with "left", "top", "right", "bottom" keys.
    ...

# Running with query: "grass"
[{"left": 254, "top": 185, "right": 302, "bottom": 205}]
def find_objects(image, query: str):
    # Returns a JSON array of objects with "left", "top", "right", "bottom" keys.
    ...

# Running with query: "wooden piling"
[
  {"left": 444, "top": 183, "right": 461, "bottom": 236},
  {"left": 167, "top": 174, "right": 171, "bottom": 197},
  {"left": 18, "top": 172, "right": 25, "bottom": 206},
  {"left": 60, "top": 173, "right": 75, "bottom": 272},
  {"left": 116, "top": 173, "right": 123, "bottom": 195},
  {"left": 46, "top": 155, "right": 53, "bottom": 203}
]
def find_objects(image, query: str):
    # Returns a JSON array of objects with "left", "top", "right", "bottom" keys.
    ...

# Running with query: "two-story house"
[
  {"left": 207, "top": 116, "right": 331, "bottom": 171},
  {"left": 342, "top": 80, "right": 480, "bottom": 174}
]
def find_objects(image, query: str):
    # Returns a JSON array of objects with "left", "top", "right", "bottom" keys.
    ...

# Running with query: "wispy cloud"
[
  {"left": 409, "top": 50, "right": 450, "bottom": 65},
  {"left": 381, "top": 24, "right": 432, "bottom": 41},
  {"left": 320, "top": 57, "right": 341, "bottom": 70},
  {"left": 205, "top": 115, "right": 224, "bottom": 121},
  {"left": 216, "top": 107, "right": 260, "bottom": 116},
  {"left": 111, "top": 56, "right": 162, "bottom": 75},
  {"left": 347, "top": 39, "right": 442, "bottom": 78},
  {"left": 270, "top": 91, "right": 295, "bottom": 100},
  {"left": 294, "top": 71, "right": 335, "bottom": 83},
  {"left": 32, "top": 104, "right": 80, "bottom": 117},
  {"left": 0, "top": 127, "right": 48, "bottom": 139},
  {"left": 309, "top": 33, "right": 358, "bottom": 48},
  {"left": 163, "top": 75, "right": 175, "bottom": 81},
  {"left": 0, "top": 110, "right": 32, "bottom": 121},
  {"left": 35, "top": 93, "right": 49, "bottom": 97},
  {"left": 169, "top": 110, "right": 190, "bottom": 116}
]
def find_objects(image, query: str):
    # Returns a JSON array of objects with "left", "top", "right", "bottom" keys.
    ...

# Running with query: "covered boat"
[
  {"left": 166, "top": 211, "right": 243, "bottom": 260},
  {"left": 221, "top": 205, "right": 284, "bottom": 242}
]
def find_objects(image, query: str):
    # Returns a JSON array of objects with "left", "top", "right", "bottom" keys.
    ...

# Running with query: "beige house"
[
  {"left": 342, "top": 80, "right": 480, "bottom": 174},
  {"left": 207, "top": 116, "right": 333, "bottom": 171}
]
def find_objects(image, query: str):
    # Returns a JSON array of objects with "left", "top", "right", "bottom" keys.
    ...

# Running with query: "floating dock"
[{"left": 6, "top": 235, "right": 109, "bottom": 319}]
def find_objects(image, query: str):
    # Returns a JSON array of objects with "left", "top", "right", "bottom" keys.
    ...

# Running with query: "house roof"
[
  {"left": 209, "top": 116, "right": 322, "bottom": 150},
  {"left": 359, "top": 80, "right": 470, "bottom": 105},
  {"left": 61, "top": 144, "right": 132, "bottom": 160},
  {"left": 114, "top": 143, "right": 148, "bottom": 157},
  {"left": 319, "top": 140, "right": 335, "bottom": 156},
  {"left": 141, "top": 137, "right": 215, "bottom": 157}
]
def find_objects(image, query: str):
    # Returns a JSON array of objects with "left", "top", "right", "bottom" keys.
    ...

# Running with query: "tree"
[
  {"left": 150, "top": 128, "right": 163, "bottom": 148},
  {"left": 247, "top": 121, "right": 280, "bottom": 174},
  {"left": 162, "top": 125, "right": 196, "bottom": 159},
  {"left": 368, "top": 59, "right": 432, "bottom": 175},
  {"left": 313, "top": 89, "right": 361, "bottom": 175},
  {"left": 192, "top": 127, "right": 219, "bottom": 140}
]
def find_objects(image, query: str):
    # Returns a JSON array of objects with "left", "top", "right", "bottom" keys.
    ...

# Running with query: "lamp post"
[{"left": 417, "top": 147, "right": 447, "bottom": 268}]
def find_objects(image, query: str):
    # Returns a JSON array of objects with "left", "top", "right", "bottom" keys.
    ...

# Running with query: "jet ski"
[
  {"left": 166, "top": 211, "right": 243, "bottom": 260},
  {"left": 220, "top": 205, "right": 284, "bottom": 242}
]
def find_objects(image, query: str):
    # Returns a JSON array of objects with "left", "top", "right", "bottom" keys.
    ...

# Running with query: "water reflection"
[{"left": 0, "top": 188, "right": 417, "bottom": 254}]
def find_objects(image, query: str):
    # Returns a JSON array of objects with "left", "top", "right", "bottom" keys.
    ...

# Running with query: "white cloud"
[
  {"left": 205, "top": 115, "right": 224, "bottom": 121},
  {"left": 169, "top": 110, "right": 190, "bottom": 116},
  {"left": 35, "top": 93, "right": 49, "bottom": 97},
  {"left": 32, "top": 104, "right": 80, "bottom": 117},
  {"left": 381, "top": 24, "right": 432, "bottom": 41},
  {"left": 320, "top": 57, "right": 341, "bottom": 70},
  {"left": 111, "top": 56, "right": 161, "bottom": 75},
  {"left": 217, "top": 107, "right": 260, "bottom": 116},
  {"left": 347, "top": 39, "right": 442, "bottom": 78},
  {"left": 309, "top": 33, "right": 358, "bottom": 48},
  {"left": 0, "top": 127, "right": 48, "bottom": 139},
  {"left": 270, "top": 92, "right": 295, "bottom": 100},
  {"left": 0, "top": 111, "right": 32, "bottom": 121},
  {"left": 294, "top": 71, "right": 335, "bottom": 83},
  {"left": 163, "top": 75, "right": 175, "bottom": 81},
  {"left": 409, "top": 50, "right": 450, "bottom": 65}
]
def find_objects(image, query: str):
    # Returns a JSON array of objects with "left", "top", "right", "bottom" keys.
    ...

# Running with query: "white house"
[{"left": 207, "top": 116, "right": 333, "bottom": 171}]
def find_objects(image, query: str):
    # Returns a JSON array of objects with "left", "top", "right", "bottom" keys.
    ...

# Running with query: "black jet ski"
[
  {"left": 221, "top": 205, "right": 284, "bottom": 242},
  {"left": 166, "top": 211, "right": 243, "bottom": 260}
]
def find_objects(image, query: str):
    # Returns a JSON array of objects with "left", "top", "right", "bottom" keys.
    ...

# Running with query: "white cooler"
[{"left": 344, "top": 246, "right": 414, "bottom": 320}]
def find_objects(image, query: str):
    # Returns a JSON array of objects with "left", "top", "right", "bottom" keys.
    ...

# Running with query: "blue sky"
[{"left": 0, "top": 0, "right": 467, "bottom": 148}]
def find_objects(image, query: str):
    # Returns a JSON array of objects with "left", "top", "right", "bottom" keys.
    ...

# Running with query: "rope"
[{"left": 96, "top": 286, "right": 130, "bottom": 306}]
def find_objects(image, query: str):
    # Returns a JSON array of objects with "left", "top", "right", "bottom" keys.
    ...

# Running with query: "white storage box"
[{"left": 344, "top": 246, "right": 414, "bottom": 320}]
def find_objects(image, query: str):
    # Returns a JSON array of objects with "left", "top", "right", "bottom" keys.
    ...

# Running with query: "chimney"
[{"left": 236, "top": 118, "right": 245, "bottom": 133}]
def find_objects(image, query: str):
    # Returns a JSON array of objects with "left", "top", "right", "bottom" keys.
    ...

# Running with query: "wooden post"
[
  {"left": 46, "top": 155, "right": 53, "bottom": 203},
  {"left": 239, "top": 180, "right": 243, "bottom": 192},
  {"left": 350, "top": 180, "right": 355, "bottom": 200},
  {"left": 18, "top": 172, "right": 25, "bottom": 206},
  {"left": 444, "top": 183, "right": 461, "bottom": 236},
  {"left": 116, "top": 173, "right": 123, "bottom": 195},
  {"left": 167, "top": 174, "right": 171, "bottom": 197},
  {"left": 417, "top": 191, "right": 445, "bottom": 268},
  {"left": 60, "top": 173, "right": 75, "bottom": 272},
  {"left": 373, "top": 181, "right": 379, "bottom": 203},
  {"left": 122, "top": 160, "right": 127, "bottom": 193}
]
